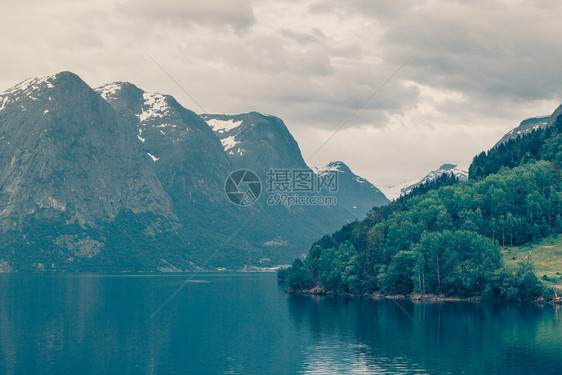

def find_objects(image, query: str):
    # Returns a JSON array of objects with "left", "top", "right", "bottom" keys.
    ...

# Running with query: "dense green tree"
[
  {"left": 490, "top": 261, "right": 547, "bottom": 301},
  {"left": 411, "top": 230, "right": 501, "bottom": 296},
  {"left": 378, "top": 251, "right": 416, "bottom": 295},
  {"left": 286, "top": 258, "right": 314, "bottom": 290}
]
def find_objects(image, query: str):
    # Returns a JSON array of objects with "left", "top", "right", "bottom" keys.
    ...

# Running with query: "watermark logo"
[
  {"left": 224, "top": 168, "right": 339, "bottom": 207},
  {"left": 266, "top": 169, "right": 338, "bottom": 193},
  {"left": 225, "top": 169, "right": 262, "bottom": 206}
]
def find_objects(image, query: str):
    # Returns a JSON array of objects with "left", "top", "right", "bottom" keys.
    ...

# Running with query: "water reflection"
[
  {"left": 287, "top": 293, "right": 562, "bottom": 374},
  {"left": 0, "top": 274, "right": 307, "bottom": 375}
]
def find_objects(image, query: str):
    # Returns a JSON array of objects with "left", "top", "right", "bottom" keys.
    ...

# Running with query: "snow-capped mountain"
[
  {"left": 95, "top": 82, "right": 232, "bottom": 203},
  {"left": 202, "top": 113, "right": 389, "bottom": 216},
  {"left": 201, "top": 112, "right": 308, "bottom": 173},
  {"left": 380, "top": 164, "right": 469, "bottom": 200},
  {"left": 379, "top": 179, "right": 420, "bottom": 201},
  {"left": 317, "top": 161, "right": 389, "bottom": 217},
  {"left": 201, "top": 113, "right": 389, "bottom": 244}
]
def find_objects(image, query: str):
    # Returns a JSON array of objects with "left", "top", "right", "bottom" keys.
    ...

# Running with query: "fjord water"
[{"left": 0, "top": 273, "right": 561, "bottom": 375}]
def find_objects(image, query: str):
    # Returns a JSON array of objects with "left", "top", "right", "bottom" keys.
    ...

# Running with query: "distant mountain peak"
[
  {"left": 380, "top": 163, "right": 469, "bottom": 201},
  {"left": 318, "top": 161, "right": 352, "bottom": 175},
  {"left": 1, "top": 75, "right": 55, "bottom": 97},
  {"left": 0, "top": 71, "right": 86, "bottom": 106},
  {"left": 200, "top": 112, "right": 308, "bottom": 172},
  {"left": 316, "top": 161, "right": 389, "bottom": 214},
  {"left": 495, "top": 115, "right": 551, "bottom": 147}
]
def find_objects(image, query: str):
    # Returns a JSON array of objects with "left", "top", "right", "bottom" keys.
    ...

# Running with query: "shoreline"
[{"left": 285, "top": 286, "right": 562, "bottom": 305}]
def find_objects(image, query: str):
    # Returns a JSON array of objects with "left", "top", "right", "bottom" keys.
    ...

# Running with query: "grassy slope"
[{"left": 503, "top": 234, "right": 562, "bottom": 285}]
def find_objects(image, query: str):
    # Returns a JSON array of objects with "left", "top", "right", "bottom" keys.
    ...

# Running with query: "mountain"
[
  {"left": 404, "top": 164, "right": 468, "bottom": 193},
  {"left": 380, "top": 164, "right": 468, "bottom": 200},
  {"left": 317, "top": 161, "right": 389, "bottom": 217},
  {"left": 201, "top": 113, "right": 389, "bottom": 217},
  {"left": 201, "top": 112, "right": 308, "bottom": 173},
  {"left": 0, "top": 72, "right": 174, "bottom": 224},
  {"left": 0, "top": 72, "right": 389, "bottom": 271},
  {"left": 495, "top": 116, "right": 551, "bottom": 147},
  {"left": 380, "top": 179, "right": 419, "bottom": 201},
  {"left": 201, "top": 112, "right": 390, "bottom": 249},
  {"left": 0, "top": 73, "right": 192, "bottom": 270}
]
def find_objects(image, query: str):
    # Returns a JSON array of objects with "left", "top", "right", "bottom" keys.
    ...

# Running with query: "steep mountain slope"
[
  {"left": 95, "top": 82, "right": 259, "bottom": 266},
  {"left": 0, "top": 73, "right": 174, "bottom": 224},
  {"left": 95, "top": 82, "right": 236, "bottom": 219},
  {"left": 96, "top": 82, "right": 232, "bottom": 202},
  {"left": 0, "top": 72, "right": 180, "bottom": 270}
]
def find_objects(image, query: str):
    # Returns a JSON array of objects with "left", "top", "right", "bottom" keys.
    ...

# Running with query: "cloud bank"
[{"left": 1, "top": 0, "right": 561, "bottom": 185}]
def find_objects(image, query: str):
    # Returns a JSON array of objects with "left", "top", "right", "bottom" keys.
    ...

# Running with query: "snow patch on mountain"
[
  {"left": 147, "top": 152, "right": 159, "bottom": 162},
  {"left": 318, "top": 161, "right": 345, "bottom": 173},
  {"left": 96, "top": 82, "right": 123, "bottom": 101},
  {"left": 416, "top": 164, "right": 468, "bottom": 186},
  {"left": 1, "top": 75, "right": 55, "bottom": 96},
  {"left": 138, "top": 93, "right": 169, "bottom": 122},
  {"left": 221, "top": 135, "right": 244, "bottom": 155},
  {"left": 354, "top": 176, "right": 366, "bottom": 184},
  {"left": 0, "top": 75, "right": 56, "bottom": 111},
  {"left": 204, "top": 118, "right": 243, "bottom": 134},
  {"left": 0, "top": 97, "right": 8, "bottom": 112}
]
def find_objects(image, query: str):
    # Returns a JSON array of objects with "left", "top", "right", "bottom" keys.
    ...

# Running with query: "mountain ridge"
[{"left": 0, "top": 72, "right": 389, "bottom": 271}]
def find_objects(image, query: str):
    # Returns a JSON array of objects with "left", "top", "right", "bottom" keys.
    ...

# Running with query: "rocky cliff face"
[{"left": 97, "top": 83, "right": 232, "bottom": 203}]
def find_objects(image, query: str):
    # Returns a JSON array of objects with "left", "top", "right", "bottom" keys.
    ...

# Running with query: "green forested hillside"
[{"left": 281, "top": 113, "right": 562, "bottom": 302}]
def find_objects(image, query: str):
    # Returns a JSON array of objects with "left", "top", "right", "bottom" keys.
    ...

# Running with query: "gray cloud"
[
  {"left": 0, "top": 0, "right": 561, "bottom": 186},
  {"left": 117, "top": 0, "right": 256, "bottom": 31}
]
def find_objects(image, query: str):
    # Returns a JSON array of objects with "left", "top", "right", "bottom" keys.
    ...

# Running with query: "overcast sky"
[{"left": 1, "top": 0, "right": 562, "bottom": 187}]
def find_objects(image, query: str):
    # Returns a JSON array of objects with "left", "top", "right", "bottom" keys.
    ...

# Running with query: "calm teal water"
[{"left": 0, "top": 273, "right": 561, "bottom": 374}]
